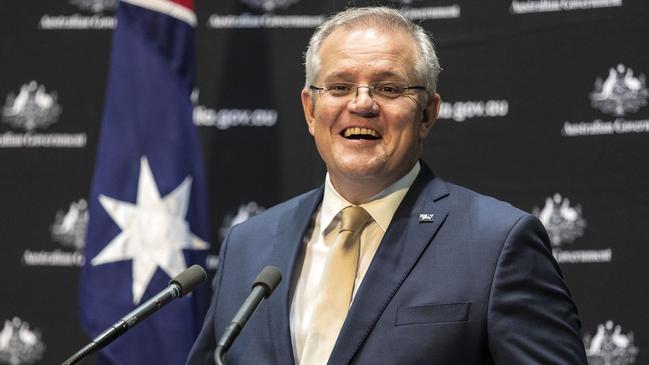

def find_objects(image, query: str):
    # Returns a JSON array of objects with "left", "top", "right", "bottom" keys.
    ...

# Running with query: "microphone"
[
  {"left": 62, "top": 265, "right": 207, "bottom": 365},
  {"left": 214, "top": 266, "right": 282, "bottom": 365}
]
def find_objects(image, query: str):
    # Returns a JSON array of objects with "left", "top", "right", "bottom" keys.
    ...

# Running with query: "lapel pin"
[{"left": 419, "top": 213, "right": 434, "bottom": 222}]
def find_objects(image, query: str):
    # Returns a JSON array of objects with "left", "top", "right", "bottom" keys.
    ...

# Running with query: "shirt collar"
[{"left": 320, "top": 161, "right": 420, "bottom": 235}]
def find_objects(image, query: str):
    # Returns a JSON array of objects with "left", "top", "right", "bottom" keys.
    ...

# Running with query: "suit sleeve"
[
  {"left": 185, "top": 230, "right": 231, "bottom": 365},
  {"left": 487, "top": 214, "right": 588, "bottom": 364}
]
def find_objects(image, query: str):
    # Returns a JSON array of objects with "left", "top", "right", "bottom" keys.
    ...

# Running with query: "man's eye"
[
  {"left": 327, "top": 84, "right": 353, "bottom": 93},
  {"left": 377, "top": 84, "right": 402, "bottom": 95}
]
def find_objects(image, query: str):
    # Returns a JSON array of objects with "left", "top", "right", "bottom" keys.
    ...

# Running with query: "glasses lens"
[
  {"left": 372, "top": 82, "right": 407, "bottom": 99},
  {"left": 324, "top": 83, "right": 356, "bottom": 97}
]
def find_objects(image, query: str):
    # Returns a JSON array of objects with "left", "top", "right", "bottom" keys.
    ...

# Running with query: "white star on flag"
[{"left": 91, "top": 156, "right": 209, "bottom": 304}]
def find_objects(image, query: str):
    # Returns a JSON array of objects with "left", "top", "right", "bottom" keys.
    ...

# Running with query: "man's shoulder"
[
  {"left": 417, "top": 164, "right": 529, "bottom": 224},
  {"left": 436, "top": 178, "right": 530, "bottom": 225},
  {"left": 426, "top": 178, "right": 547, "bottom": 250}
]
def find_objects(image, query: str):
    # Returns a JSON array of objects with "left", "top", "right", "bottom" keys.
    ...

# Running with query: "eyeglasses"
[{"left": 309, "top": 81, "right": 426, "bottom": 100}]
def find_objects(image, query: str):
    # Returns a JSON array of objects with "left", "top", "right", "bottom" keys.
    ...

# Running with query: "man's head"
[
  {"left": 301, "top": 7, "right": 442, "bottom": 203},
  {"left": 304, "top": 7, "right": 441, "bottom": 95}
]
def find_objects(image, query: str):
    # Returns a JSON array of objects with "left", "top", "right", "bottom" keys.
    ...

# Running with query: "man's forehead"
[
  {"left": 322, "top": 70, "right": 409, "bottom": 82},
  {"left": 321, "top": 25, "right": 413, "bottom": 50},
  {"left": 316, "top": 26, "right": 418, "bottom": 81}
]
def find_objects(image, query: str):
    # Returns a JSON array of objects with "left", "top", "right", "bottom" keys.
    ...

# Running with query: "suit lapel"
[
  {"left": 327, "top": 165, "right": 450, "bottom": 365},
  {"left": 267, "top": 187, "right": 324, "bottom": 365}
]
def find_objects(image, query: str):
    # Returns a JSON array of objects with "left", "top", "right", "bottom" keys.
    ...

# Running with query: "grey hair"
[{"left": 304, "top": 7, "right": 441, "bottom": 94}]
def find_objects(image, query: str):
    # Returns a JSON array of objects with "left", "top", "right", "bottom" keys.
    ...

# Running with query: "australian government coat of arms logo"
[
  {"left": 395, "top": 0, "right": 461, "bottom": 20},
  {"left": 533, "top": 193, "right": 611, "bottom": 264},
  {"left": 50, "top": 198, "right": 88, "bottom": 251},
  {"left": 241, "top": 0, "right": 301, "bottom": 12},
  {"left": 591, "top": 64, "right": 649, "bottom": 117},
  {"left": 0, "top": 317, "right": 46, "bottom": 365},
  {"left": 1, "top": 81, "right": 86, "bottom": 148},
  {"left": 584, "top": 321, "right": 639, "bottom": 365},
  {"left": 510, "top": 0, "right": 623, "bottom": 15},
  {"left": 207, "top": 0, "right": 324, "bottom": 29},
  {"left": 69, "top": 0, "right": 117, "bottom": 13},
  {"left": 38, "top": 0, "right": 116, "bottom": 30},
  {"left": 2, "top": 81, "right": 61, "bottom": 132},
  {"left": 22, "top": 199, "right": 87, "bottom": 267},
  {"left": 562, "top": 63, "right": 649, "bottom": 137}
]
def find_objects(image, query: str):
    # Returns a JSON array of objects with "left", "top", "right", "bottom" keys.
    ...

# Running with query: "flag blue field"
[{"left": 79, "top": 1, "right": 210, "bottom": 364}]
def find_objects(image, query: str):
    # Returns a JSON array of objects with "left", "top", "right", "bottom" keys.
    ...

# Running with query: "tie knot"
[{"left": 339, "top": 206, "right": 372, "bottom": 233}]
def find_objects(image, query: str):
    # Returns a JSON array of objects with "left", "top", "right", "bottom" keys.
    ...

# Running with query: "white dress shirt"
[{"left": 290, "top": 162, "right": 421, "bottom": 364}]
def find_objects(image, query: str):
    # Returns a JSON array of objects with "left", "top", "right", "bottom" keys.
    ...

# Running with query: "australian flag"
[{"left": 79, "top": 1, "right": 210, "bottom": 364}]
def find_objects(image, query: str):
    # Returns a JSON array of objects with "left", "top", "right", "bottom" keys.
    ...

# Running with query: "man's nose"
[{"left": 347, "top": 86, "right": 379, "bottom": 116}]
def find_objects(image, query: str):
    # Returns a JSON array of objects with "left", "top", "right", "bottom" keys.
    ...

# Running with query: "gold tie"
[{"left": 301, "top": 206, "right": 372, "bottom": 365}]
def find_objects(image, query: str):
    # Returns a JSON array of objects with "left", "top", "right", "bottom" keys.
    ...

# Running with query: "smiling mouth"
[{"left": 342, "top": 127, "right": 381, "bottom": 140}]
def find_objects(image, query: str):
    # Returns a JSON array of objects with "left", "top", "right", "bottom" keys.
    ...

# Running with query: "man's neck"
[
  {"left": 327, "top": 162, "right": 421, "bottom": 205},
  {"left": 329, "top": 180, "right": 381, "bottom": 205}
]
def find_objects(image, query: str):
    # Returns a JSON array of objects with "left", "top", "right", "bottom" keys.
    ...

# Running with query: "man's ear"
[
  {"left": 301, "top": 88, "right": 316, "bottom": 136},
  {"left": 419, "top": 92, "right": 441, "bottom": 140}
]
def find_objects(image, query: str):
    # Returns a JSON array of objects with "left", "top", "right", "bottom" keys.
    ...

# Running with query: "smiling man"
[
  {"left": 187, "top": 7, "right": 587, "bottom": 365},
  {"left": 301, "top": 23, "right": 439, "bottom": 205}
]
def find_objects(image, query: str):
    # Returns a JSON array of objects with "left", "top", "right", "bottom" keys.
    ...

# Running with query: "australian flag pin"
[{"left": 419, "top": 213, "right": 434, "bottom": 222}]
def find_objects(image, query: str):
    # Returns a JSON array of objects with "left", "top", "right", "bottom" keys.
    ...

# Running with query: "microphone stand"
[
  {"left": 215, "top": 346, "right": 226, "bottom": 365},
  {"left": 62, "top": 284, "right": 181, "bottom": 365},
  {"left": 213, "top": 266, "right": 281, "bottom": 365},
  {"left": 62, "top": 265, "right": 206, "bottom": 365}
]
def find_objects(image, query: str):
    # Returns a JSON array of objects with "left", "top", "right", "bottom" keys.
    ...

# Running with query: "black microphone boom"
[
  {"left": 62, "top": 265, "right": 208, "bottom": 365},
  {"left": 215, "top": 266, "right": 282, "bottom": 365}
]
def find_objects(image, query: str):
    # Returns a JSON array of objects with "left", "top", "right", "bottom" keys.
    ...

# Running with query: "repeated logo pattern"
[
  {"left": 584, "top": 321, "right": 639, "bottom": 365},
  {"left": 533, "top": 193, "right": 587, "bottom": 247},
  {"left": 241, "top": 0, "right": 301, "bottom": 12},
  {"left": 69, "top": 0, "right": 118, "bottom": 13},
  {"left": 22, "top": 199, "right": 88, "bottom": 267},
  {"left": 0, "top": 318, "right": 45, "bottom": 365},
  {"left": 533, "top": 194, "right": 612, "bottom": 264},
  {"left": 590, "top": 64, "right": 649, "bottom": 117},
  {"left": 50, "top": 199, "right": 88, "bottom": 251},
  {"left": 562, "top": 63, "right": 649, "bottom": 137},
  {"left": 2, "top": 81, "right": 61, "bottom": 132},
  {"left": 38, "top": 0, "right": 116, "bottom": 29}
]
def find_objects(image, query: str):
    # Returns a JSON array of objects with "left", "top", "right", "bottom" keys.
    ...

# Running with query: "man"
[{"left": 187, "top": 7, "right": 587, "bottom": 365}]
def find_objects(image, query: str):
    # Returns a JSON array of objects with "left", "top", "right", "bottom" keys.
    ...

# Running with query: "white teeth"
[{"left": 343, "top": 127, "right": 380, "bottom": 138}]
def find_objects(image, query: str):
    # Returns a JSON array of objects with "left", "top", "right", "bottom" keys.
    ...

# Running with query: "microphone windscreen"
[
  {"left": 253, "top": 266, "right": 282, "bottom": 297},
  {"left": 170, "top": 265, "right": 207, "bottom": 296}
]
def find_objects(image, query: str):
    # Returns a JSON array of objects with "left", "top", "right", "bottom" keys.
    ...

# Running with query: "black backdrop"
[{"left": 1, "top": 0, "right": 648, "bottom": 364}]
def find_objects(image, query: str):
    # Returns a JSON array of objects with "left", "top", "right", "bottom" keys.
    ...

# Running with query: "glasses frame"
[{"left": 309, "top": 81, "right": 427, "bottom": 100}]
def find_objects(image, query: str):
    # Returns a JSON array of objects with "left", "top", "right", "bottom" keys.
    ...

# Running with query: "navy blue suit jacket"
[{"left": 186, "top": 165, "right": 587, "bottom": 364}]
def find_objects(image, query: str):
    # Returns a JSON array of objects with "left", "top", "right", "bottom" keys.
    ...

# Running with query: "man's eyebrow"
[
  {"left": 322, "top": 72, "right": 355, "bottom": 81},
  {"left": 372, "top": 71, "right": 408, "bottom": 81}
]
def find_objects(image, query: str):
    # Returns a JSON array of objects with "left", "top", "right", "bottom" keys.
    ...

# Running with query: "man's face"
[{"left": 301, "top": 26, "right": 440, "bottom": 197}]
